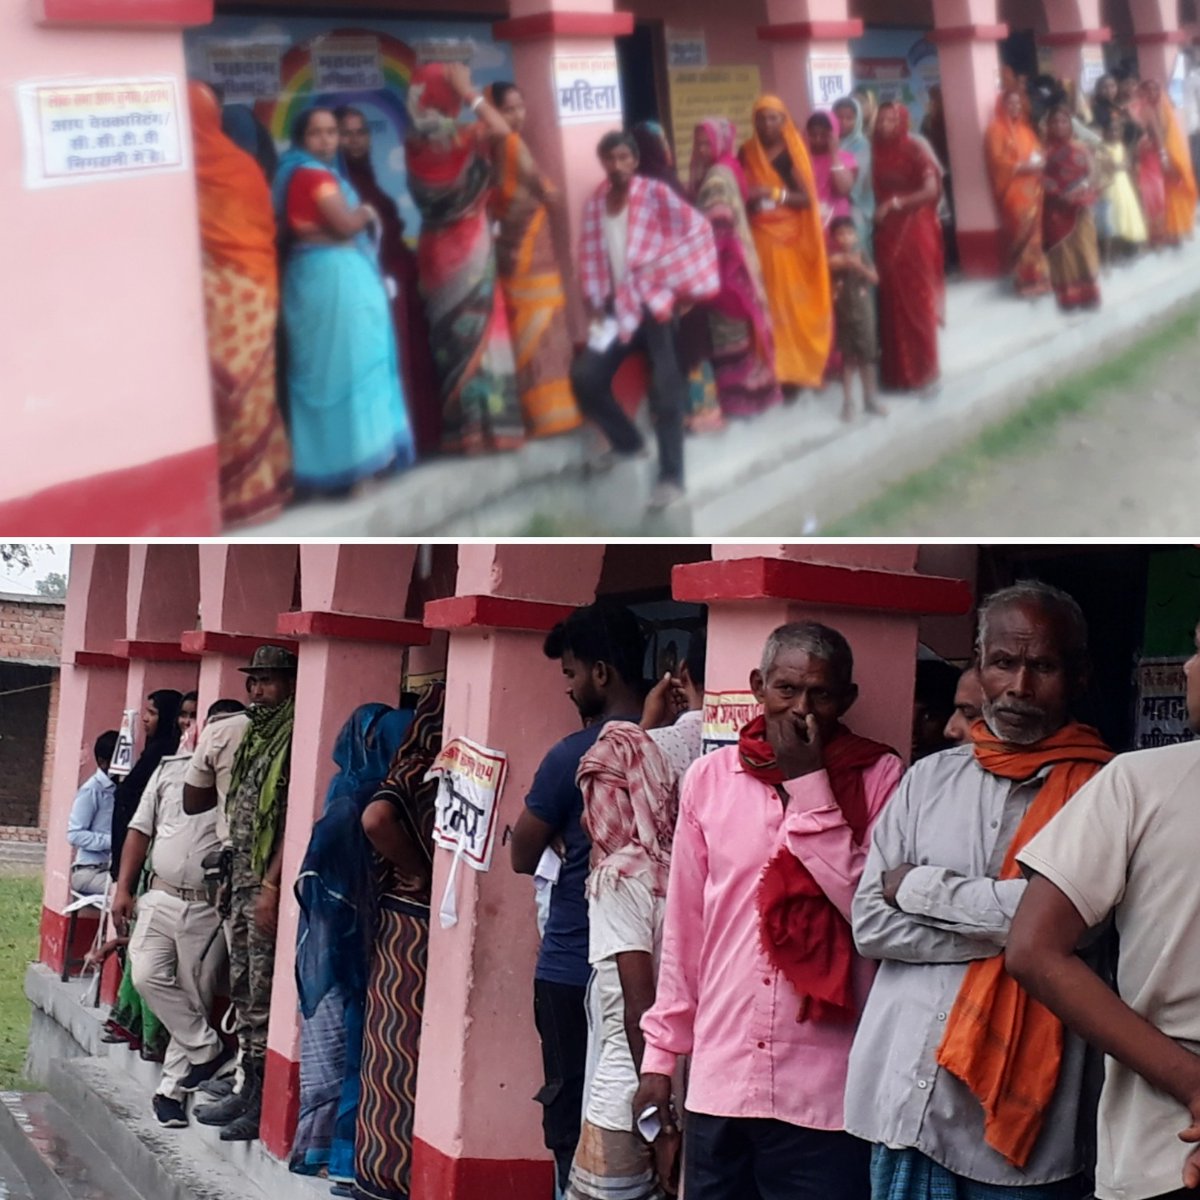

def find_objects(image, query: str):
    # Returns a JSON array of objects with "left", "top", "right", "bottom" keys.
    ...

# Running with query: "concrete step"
[
  {"left": 0, "top": 1090, "right": 144, "bottom": 1200},
  {"left": 0, "top": 1125, "right": 36, "bottom": 1200},
  {"left": 43, "top": 1057, "right": 277, "bottom": 1200}
]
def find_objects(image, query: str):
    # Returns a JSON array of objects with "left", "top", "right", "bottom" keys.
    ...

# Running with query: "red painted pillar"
[
  {"left": 494, "top": 0, "right": 634, "bottom": 338},
  {"left": 411, "top": 544, "right": 606, "bottom": 1200},
  {"left": 259, "top": 544, "right": 427, "bottom": 1161},
  {"left": 931, "top": 0, "right": 1007, "bottom": 276},
  {"left": 757, "top": 0, "right": 863, "bottom": 124},
  {"left": 1041, "top": 0, "right": 1111, "bottom": 89}
]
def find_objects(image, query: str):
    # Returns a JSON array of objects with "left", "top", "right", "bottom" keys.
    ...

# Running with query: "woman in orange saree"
[
  {"left": 188, "top": 81, "right": 292, "bottom": 526},
  {"left": 487, "top": 83, "right": 581, "bottom": 439},
  {"left": 984, "top": 91, "right": 1050, "bottom": 297},
  {"left": 740, "top": 95, "right": 832, "bottom": 394},
  {"left": 1135, "top": 79, "right": 1197, "bottom": 245}
]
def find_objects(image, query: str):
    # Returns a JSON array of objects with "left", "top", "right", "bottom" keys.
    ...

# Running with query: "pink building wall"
[{"left": 0, "top": 4, "right": 219, "bottom": 535}]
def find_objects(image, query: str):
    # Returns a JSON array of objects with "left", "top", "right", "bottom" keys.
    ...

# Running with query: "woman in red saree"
[
  {"left": 872, "top": 102, "right": 944, "bottom": 393},
  {"left": 406, "top": 62, "right": 524, "bottom": 455},
  {"left": 1041, "top": 105, "right": 1102, "bottom": 311},
  {"left": 188, "top": 81, "right": 292, "bottom": 526},
  {"left": 984, "top": 91, "right": 1050, "bottom": 297},
  {"left": 1133, "top": 79, "right": 1197, "bottom": 246}
]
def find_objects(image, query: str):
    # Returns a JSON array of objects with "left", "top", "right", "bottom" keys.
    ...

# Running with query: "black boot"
[
  {"left": 194, "top": 1058, "right": 250, "bottom": 1127},
  {"left": 219, "top": 1058, "right": 262, "bottom": 1142}
]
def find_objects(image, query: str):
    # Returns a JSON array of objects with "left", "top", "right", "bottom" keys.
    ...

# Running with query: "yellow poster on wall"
[{"left": 668, "top": 65, "right": 762, "bottom": 181}]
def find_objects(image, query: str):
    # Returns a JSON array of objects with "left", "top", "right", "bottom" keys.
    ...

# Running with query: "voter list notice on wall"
[{"left": 18, "top": 77, "right": 185, "bottom": 189}]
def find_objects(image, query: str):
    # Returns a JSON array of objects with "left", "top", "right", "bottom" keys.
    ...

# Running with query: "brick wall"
[{"left": 0, "top": 594, "right": 63, "bottom": 831}]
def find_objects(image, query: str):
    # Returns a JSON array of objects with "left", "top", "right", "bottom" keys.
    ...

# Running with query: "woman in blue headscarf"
[
  {"left": 834, "top": 95, "right": 876, "bottom": 257},
  {"left": 290, "top": 702, "right": 415, "bottom": 1184},
  {"left": 272, "top": 107, "right": 414, "bottom": 496}
]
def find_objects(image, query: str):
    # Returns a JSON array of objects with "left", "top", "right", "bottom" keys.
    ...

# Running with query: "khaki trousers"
[{"left": 129, "top": 889, "right": 227, "bottom": 1100}]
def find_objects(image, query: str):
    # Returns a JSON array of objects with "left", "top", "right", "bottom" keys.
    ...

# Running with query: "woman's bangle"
[{"left": 470, "top": 94, "right": 484, "bottom": 113}]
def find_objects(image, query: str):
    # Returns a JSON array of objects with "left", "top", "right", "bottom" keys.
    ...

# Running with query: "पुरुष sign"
[
  {"left": 553, "top": 53, "right": 623, "bottom": 126},
  {"left": 808, "top": 53, "right": 855, "bottom": 108},
  {"left": 429, "top": 737, "right": 508, "bottom": 928},
  {"left": 701, "top": 690, "right": 760, "bottom": 755},
  {"left": 18, "top": 77, "right": 185, "bottom": 190}
]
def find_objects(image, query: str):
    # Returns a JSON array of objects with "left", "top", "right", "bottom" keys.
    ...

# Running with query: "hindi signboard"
[
  {"left": 1134, "top": 658, "right": 1196, "bottom": 750},
  {"left": 667, "top": 65, "right": 762, "bottom": 181},
  {"left": 429, "top": 737, "right": 509, "bottom": 927},
  {"left": 808, "top": 53, "right": 855, "bottom": 110},
  {"left": 18, "top": 76, "right": 186, "bottom": 190},
  {"left": 666, "top": 28, "right": 708, "bottom": 69},
  {"left": 109, "top": 709, "right": 139, "bottom": 778},
  {"left": 1081, "top": 44, "right": 1107, "bottom": 100},
  {"left": 701, "top": 690, "right": 760, "bottom": 755},
  {"left": 204, "top": 41, "right": 283, "bottom": 105},
  {"left": 312, "top": 34, "right": 384, "bottom": 93},
  {"left": 553, "top": 52, "right": 623, "bottom": 126}
]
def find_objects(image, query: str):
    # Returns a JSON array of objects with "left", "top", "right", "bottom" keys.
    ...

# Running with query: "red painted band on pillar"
[
  {"left": 1132, "top": 29, "right": 1188, "bottom": 45},
  {"left": 260, "top": 1049, "right": 300, "bottom": 1160},
  {"left": 180, "top": 631, "right": 301, "bottom": 658},
  {"left": 756, "top": 20, "right": 865, "bottom": 42},
  {"left": 956, "top": 228, "right": 1006, "bottom": 279},
  {"left": 36, "top": 0, "right": 213, "bottom": 25},
  {"left": 112, "top": 639, "right": 201, "bottom": 663},
  {"left": 410, "top": 1137, "right": 554, "bottom": 1200},
  {"left": 927, "top": 24, "right": 1010, "bottom": 45},
  {"left": 493, "top": 11, "right": 635, "bottom": 41},
  {"left": 423, "top": 595, "right": 578, "bottom": 634},
  {"left": 70, "top": 652, "right": 127, "bottom": 669},
  {"left": 1039, "top": 28, "right": 1113, "bottom": 46},
  {"left": 276, "top": 610, "right": 432, "bottom": 647},
  {"left": 0, "top": 444, "right": 220, "bottom": 536},
  {"left": 671, "top": 558, "right": 973, "bottom": 615}
]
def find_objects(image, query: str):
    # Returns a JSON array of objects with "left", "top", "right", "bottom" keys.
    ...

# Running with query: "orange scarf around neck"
[{"left": 935, "top": 719, "right": 1114, "bottom": 1167}]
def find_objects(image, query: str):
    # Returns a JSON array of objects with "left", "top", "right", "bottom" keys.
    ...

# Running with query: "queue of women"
[
  {"left": 188, "top": 58, "right": 1198, "bottom": 526},
  {"left": 985, "top": 68, "right": 1197, "bottom": 312}
]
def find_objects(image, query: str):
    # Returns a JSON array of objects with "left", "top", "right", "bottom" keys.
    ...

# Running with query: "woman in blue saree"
[
  {"left": 290, "top": 702, "right": 415, "bottom": 1186},
  {"left": 834, "top": 95, "right": 876, "bottom": 258},
  {"left": 272, "top": 108, "right": 414, "bottom": 495}
]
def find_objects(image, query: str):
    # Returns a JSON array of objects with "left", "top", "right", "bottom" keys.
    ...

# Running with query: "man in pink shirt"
[{"left": 634, "top": 621, "right": 902, "bottom": 1199}]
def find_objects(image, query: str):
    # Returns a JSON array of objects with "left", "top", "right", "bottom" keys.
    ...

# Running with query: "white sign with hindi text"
[
  {"left": 808, "top": 53, "right": 855, "bottom": 109},
  {"left": 1081, "top": 45, "right": 1107, "bottom": 100},
  {"left": 553, "top": 52, "right": 623, "bottom": 126},
  {"left": 701, "top": 690, "right": 760, "bottom": 755},
  {"left": 666, "top": 28, "right": 708, "bottom": 70},
  {"left": 110, "top": 709, "right": 139, "bottom": 778},
  {"left": 204, "top": 41, "right": 283, "bottom": 105},
  {"left": 1134, "top": 658, "right": 1195, "bottom": 751},
  {"left": 18, "top": 76, "right": 186, "bottom": 190},
  {"left": 312, "top": 34, "right": 384, "bottom": 93}
]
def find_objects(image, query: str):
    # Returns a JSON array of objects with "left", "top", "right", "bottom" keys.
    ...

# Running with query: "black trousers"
[
  {"left": 569, "top": 314, "right": 687, "bottom": 486},
  {"left": 533, "top": 978, "right": 588, "bottom": 1191},
  {"left": 683, "top": 1112, "right": 872, "bottom": 1200}
]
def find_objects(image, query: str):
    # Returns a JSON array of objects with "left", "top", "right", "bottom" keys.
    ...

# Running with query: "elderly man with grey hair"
[
  {"left": 845, "top": 580, "right": 1113, "bottom": 1200},
  {"left": 633, "top": 621, "right": 902, "bottom": 1200}
]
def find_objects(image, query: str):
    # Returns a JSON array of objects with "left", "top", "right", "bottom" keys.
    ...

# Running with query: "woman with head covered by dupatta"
[
  {"left": 872, "top": 101, "right": 944, "bottom": 394},
  {"left": 486, "top": 81, "right": 582, "bottom": 440},
  {"left": 188, "top": 82, "right": 292, "bottom": 526},
  {"left": 739, "top": 95, "right": 832, "bottom": 395},
  {"left": 406, "top": 62, "right": 525, "bottom": 455},
  {"left": 833, "top": 95, "right": 876, "bottom": 257},
  {"left": 1041, "top": 104, "right": 1103, "bottom": 311},
  {"left": 272, "top": 106, "right": 414, "bottom": 494},
  {"left": 688, "top": 117, "right": 782, "bottom": 419},
  {"left": 1132, "top": 78, "right": 1197, "bottom": 246}
]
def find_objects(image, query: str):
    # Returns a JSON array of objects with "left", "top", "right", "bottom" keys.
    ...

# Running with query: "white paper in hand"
[
  {"left": 637, "top": 1105, "right": 663, "bottom": 1142},
  {"left": 588, "top": 317, "right": 619, "bottom": 354},
  {"left": 534, "top": 846, "right": 562, "bottom": 891}
]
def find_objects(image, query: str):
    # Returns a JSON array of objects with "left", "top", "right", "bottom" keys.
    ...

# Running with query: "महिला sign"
[
  {"left": 553, "top": 52, "right": 622, "bottom": 126},
  {"left": 18, "top": 77, "right": 185, "bottom": 189},
  {"left": 312, "top": 34, "right": 384, "bottom": 93},
  {"left": 1134, "top": 658, "right": 1196, "bottom": 750}
]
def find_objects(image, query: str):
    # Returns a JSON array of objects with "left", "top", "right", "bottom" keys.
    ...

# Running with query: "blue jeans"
[{"left": 682, "top": 1112, "right": 871, "bottom": 1200}]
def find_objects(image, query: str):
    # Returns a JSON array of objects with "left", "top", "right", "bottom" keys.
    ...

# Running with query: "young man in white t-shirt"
[{"left": 1007, "top": 621, "right": 1200, "bottom": 1200}]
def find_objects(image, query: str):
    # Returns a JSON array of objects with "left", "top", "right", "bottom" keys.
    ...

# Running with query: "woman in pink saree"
[
  {"left": 806, "top": 110, "right": 858, "bottom": 242},
  {"left": 688, "top": 118, "right": 782, "bottom": 418}
]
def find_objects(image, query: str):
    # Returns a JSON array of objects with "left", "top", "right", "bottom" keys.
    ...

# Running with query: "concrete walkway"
[{"left": 243, "top": 237, "right": 1200, "bottom": 538}]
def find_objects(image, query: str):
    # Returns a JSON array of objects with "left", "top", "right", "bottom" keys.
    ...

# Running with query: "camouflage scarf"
[{"left": 229, "top": 696, "right": 294, "bottom": 879}]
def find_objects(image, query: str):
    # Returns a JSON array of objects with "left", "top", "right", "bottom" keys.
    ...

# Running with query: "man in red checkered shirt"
[{"left": 569, "top": 131, "right": 719, "bottom": 512}]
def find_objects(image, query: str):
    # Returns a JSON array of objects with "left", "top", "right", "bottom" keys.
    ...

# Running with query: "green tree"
[{"left": 35, "top": 572, "right": 67, "bottom": 599}]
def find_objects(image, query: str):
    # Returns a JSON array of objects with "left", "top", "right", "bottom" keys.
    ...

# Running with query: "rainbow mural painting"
[{"left": 259, "top": 28, "right": 418, "bottom": 145}]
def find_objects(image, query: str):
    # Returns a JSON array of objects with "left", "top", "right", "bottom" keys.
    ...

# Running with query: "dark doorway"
[
  {"left": 617, "top": 21, "right": 666, "bottom": 129},
  {"left": 1000, "top": 29, "right": 1039, "bottom": 80}
]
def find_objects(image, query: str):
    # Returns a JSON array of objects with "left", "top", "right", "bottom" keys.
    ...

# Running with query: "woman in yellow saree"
[
  {"left": 1137, "top": 79, "right": 1197, "bottom": 245},
  {"left": 486, "top": 82, "right": 581, "bottom": 438},
  {"left": 740, "top": 95, "right": 832, "bottom": 393}
]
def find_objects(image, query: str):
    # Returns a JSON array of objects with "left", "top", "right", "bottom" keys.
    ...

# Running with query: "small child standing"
[{"left": 828, "top": 216, "right": 886, "bottom": 423}]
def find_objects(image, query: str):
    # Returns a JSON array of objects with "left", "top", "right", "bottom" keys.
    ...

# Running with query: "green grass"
[
  {"left": 0, "top": 873, "right": 43, "bottom": 1089},
  {"left": 825, "top": 302, "right": 1200, "bottom": 535}
]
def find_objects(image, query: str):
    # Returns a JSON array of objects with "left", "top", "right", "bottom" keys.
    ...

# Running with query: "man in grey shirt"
[{"left": 845, "top": 581, "right": 1112, "bottom": 1198}]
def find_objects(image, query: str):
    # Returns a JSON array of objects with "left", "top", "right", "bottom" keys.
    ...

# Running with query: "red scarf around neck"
[{"left": 739, "top": 714, "right": 897, "bottom": 1021}]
